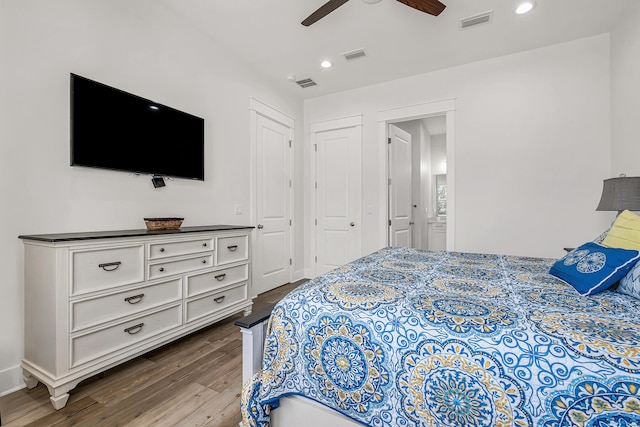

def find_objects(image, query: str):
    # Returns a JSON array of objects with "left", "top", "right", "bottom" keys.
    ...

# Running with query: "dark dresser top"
[{"left": 19, "top": 225, "right": 254, "bottom": 243}]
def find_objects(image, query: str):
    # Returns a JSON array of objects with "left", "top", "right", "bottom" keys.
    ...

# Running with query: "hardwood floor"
[{"left": 0, "top": 281, "right": 302, "bottom": 427}]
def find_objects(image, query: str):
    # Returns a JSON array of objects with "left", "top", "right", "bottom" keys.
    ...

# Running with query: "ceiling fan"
[{"left": 301, "top": 0, "right": 446, "bottom": 26}]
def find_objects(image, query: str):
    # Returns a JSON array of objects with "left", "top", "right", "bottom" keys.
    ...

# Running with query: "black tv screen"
[{"left": 70, "top": 74, "right": 205, "bottom": 181}]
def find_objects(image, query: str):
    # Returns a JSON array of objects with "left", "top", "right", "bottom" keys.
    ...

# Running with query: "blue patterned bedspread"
[{"left": 242, "top": 247, "right": 640, "bottom": 427}]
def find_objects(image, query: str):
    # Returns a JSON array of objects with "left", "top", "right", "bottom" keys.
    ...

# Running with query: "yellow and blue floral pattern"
[
  {"left": 260, "top": 306, "right": 299, "bottom": 395},
  {"left": 305, "top": 315, "right": 390, "bottom": 413},
  {"left": 411, "top": 294, "right": 519, "bottom": 336},
  {"left": 531, "top": 311, "right": 640, "bottom": 372},
  {"left": 321, "top": 280, "right": 406, "bottom": 310},
  {"left": 541, "top": 377, "right": 640, "bottom": 426},
  {"left": 243, "top": 247, "right": 640, "bottom": 427},
  {"left": 397, "top": 339, "right": 529, "bottom": 426}
]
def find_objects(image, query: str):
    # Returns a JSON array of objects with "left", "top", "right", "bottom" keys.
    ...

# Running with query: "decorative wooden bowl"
[{"left": 144, "top": 217, "right": 184, "bottom": 231}]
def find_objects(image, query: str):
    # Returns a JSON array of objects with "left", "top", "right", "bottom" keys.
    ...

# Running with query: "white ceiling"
[{"left": 158, "top": 0, "right": 630, "bottom": 100}]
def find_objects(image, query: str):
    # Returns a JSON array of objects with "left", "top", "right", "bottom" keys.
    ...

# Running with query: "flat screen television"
[{"left": 70, "top": 73, "right": 205, "bottom": 181}]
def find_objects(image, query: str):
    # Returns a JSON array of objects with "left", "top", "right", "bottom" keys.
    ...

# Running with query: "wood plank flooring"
[{"left": 0, "top": 281, "right": 302, "bottom": 427}]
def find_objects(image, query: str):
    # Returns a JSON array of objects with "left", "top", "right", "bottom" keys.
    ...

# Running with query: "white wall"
[
  {"left": 430, "top": 135, "right": 447, "bottom": 177},
  {"left": 611, "top": 2, "right": 640, "bottom": 177},
  {"left": 304, "top": 34, "right": 612, "bottom": 260},
  {"left": 0, "top": 0, "right": 303, "bottom": 395}
]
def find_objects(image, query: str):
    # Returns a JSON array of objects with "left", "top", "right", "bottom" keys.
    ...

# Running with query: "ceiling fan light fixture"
[{"left": 515, "top": 1, "right": 536, "bottom": 15}]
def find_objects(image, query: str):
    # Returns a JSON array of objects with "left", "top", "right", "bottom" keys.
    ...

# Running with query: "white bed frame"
[
  {"left": 235, "top": 305, "right": 359, "bottom": 426},
  {"left": 271, "top": 395, "right": 361, "bottom": 426}
]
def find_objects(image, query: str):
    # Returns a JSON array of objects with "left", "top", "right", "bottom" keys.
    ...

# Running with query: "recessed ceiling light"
[
  {"left": 515, "top": 1, "right": 535, "bottom": 14},
  {"left": 320, "top": 60, "right": 333, "bottom": 69},
  {"left": 361, "top": 0, "right": 382, "bottom": 4}
]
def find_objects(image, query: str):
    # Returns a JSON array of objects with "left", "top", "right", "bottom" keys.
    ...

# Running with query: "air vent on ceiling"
[
  {"left": 296, "top": 78, "right": 317, "bottom": 88},
  {"left": 460, "top": 10, "right": 493, "bottom": 29},
  {"left": 343, "top": 48, "right": 367, "bottom": 61}
]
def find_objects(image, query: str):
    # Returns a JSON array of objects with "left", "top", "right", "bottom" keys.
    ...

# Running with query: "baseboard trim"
[
  {"left": 292, "top": 269, "right": 305, "bottom": 282},
  {"left": 0, "top": 364, "right": 25, "bottom": 397}
]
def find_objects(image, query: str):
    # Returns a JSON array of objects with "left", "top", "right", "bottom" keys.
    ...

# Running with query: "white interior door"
[
  {"left": 315, "top": 126, "right": 362, "bottom": 275},
  {"left": 388, "top": 124, "right": 412, "bottom": 248},
  {"left": 254, "top": 114, "right": 292, "bottom": 294}
]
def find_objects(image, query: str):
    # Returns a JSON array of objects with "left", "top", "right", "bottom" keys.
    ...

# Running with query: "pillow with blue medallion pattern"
[
  {"left": 618, "top": 260, "right": 640, "bottom": 299},
  {"left": 549, "top": 242, "right": 640, "bottom": 296}
]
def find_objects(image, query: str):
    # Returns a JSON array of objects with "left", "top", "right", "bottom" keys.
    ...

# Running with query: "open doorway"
[
  {"left": 378, "top": 99, "right": 455, "bottom": 251},
  {"left": 389, "top": 116, "right": 447, "bottom": 250}
]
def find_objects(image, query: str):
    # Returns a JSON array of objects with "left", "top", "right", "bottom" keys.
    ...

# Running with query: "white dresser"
[{"left": 19, "top": 225, "right": 253, "bottom": 409}]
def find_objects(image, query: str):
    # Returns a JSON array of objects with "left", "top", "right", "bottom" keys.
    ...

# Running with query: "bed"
[{"left": 241, "top": 246, "right": 640, "bottom": 426}]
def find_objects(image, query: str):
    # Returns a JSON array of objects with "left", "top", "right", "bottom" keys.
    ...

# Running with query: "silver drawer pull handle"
[
  {"left": 214, "top": 296, "right": 225, "bottom": 304},
  {"left": 99, "top": 261, "right": 121, "bottom": 271},
  {"left": 159, "top": 267, "right": 165, "bottom": 272},
  {"left": 159, "top": 248, "right": 165, "bottom": 252},
  {"left": 227, "top": 245, "right": 238, "bottom": 252},
  {"left": 124, "top": 323, "right": 144, "bottom": 334},
  {"left": 124, "top": 294, "right": 144, "bottom": 304},
  {"left": 215, "top": 274, "right": 226, "bottom": 281}
]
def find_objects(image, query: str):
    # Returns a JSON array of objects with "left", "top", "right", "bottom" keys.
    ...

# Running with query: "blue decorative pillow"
[
  {"left": 618, "top": 260, "right": 640, "bottom": 299},
  {"left": 549, "top": 242, "right": 640, "bottom": 296}
]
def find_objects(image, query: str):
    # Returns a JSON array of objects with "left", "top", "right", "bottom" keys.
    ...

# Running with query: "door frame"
[
  {"left": 377, "top": 99, "right": 456, "bottom": 251},
  {"left": 309, "top": 114, "right": 363, "bottom": 278},
  {"left": 249, "top": 97, "right": 295, "bottom": 297}
]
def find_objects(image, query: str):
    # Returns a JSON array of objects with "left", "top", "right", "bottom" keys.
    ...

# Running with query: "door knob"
[
  {"left": 257, "top": 224, "right": 264, "bottom": 229},
  {"left": 350, "top": 222, "right": 355, "bottom": 227}
]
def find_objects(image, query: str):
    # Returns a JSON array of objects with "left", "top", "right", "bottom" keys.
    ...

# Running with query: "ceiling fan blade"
[
  {"left": 395, "top": 0, "right": 446, "bottom": 16},
  {"left": 302, "top": 0, "right": 350, "bottom": 26}
]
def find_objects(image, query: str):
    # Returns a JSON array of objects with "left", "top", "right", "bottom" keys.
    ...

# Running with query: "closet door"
[
  {"left": 253, "top": 108, "right": 293, "bottom": 295},
  {"left": 314, "top": 123, "right": 362, "bottom": 275}
]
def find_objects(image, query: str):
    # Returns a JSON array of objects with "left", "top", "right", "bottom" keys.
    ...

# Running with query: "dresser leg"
[
  {"left": 243, "top": 306, "right": 253, "bottom": 316},
  {"left": 45, "top": 381, "right": 80, "bottom": 410},
  {"left": 49, "top": 393, "right": 70, "bottom": 410},
  {"left": 23, "top": 370, "right": 39, "bottom": 389}
]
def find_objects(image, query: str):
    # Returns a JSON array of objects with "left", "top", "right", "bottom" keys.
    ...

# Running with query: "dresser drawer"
[
  {"left": 148, "top": 238, "right": 214, "bottom": 260},
  {"left": 186, "top": 283, "right": 247, "bottom": 323},
  {"left": 216, "top": 235, "right": 248, "bottom": 265},
  {"left": 71, "top": 278, "right": 182, "bottom": 332},
  {"left": 186, "top": 264, "right": 248, "bottom": 298},
  {"left": 148, "top": 254, "right": 214, "bottom": 280},
  {"left": 71, "top": 305, "right": 182, "bottom": 368},
  {"left": 72, "top": 245, "right": 145, "bottom": 295}
]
